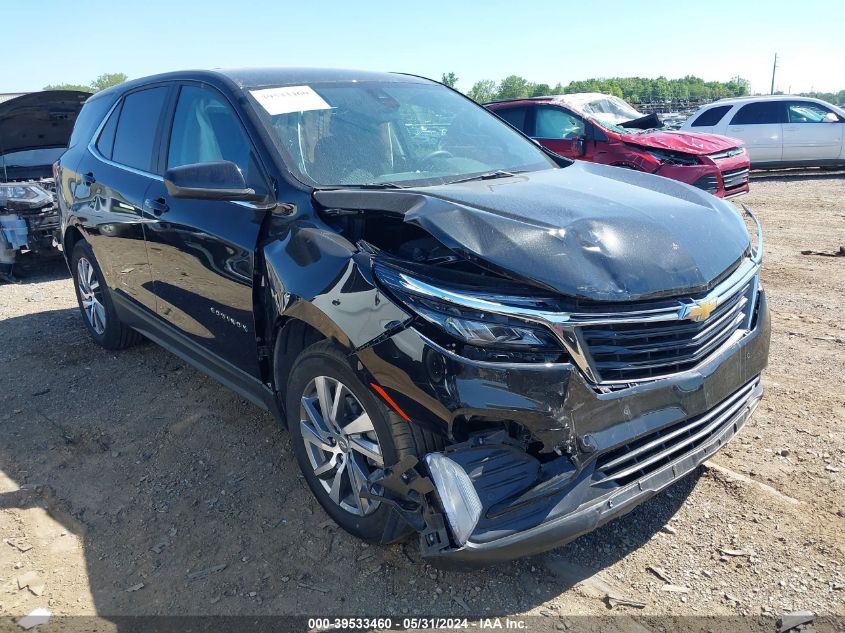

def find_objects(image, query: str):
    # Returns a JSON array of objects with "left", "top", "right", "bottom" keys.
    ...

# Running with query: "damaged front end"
[
  {"left": 312, "top": 177, "right": 770, "bottom": 564},
  {"left": 0, "top": 181, "right": 60, "bottom": 256}
]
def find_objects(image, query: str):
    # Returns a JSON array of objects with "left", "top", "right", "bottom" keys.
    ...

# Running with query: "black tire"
[
  {"left": 286, "top": 340, "right": 443, "bottom": 544},
  {"left": 70, "top": 240, "right": 142, "bottom": 350}
]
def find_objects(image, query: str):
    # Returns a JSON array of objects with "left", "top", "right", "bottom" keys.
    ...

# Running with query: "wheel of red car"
[
  {"left": 285, "top": 340, "right": 443, "bottom": 544},
  {"left": 70, "top": 240, "right": 142, "bottom": 350}
]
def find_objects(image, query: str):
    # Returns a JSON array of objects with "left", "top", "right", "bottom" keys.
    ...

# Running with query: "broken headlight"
[
  {"left": 374, "top": 261, "right": 567, "bottom": 363},
  {"left": 425, "top": 452, "right": 482, "bottom": 547},
  {"left": 0, "top": 183, "right": 53, "bottom": 213},
  {"left": 638, "top": 147, "right": 700, "bottom": 166}
]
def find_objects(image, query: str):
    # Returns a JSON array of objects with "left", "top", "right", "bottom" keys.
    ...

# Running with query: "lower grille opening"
[
  {"left": 593, "top": 379, "right": 759, "bottom": 487},
  {"left": 723, "top": 167, "right": 750, "bottom": 191}
]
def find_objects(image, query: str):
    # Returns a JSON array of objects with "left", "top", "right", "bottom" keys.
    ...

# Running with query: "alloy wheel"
[
  {"left": 299, "top": 376, "right": 384, "bottom": 516},
  {"left": 77, "top": 257, "right": 106, "bottom": 335}
]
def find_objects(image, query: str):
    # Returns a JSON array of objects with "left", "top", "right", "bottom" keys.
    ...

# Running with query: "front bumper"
[
  {"left": 656, "top": 152, "right": 750, "bottom": 199},
  {"left": 358, "top": 289, "right": 770, "bottom": 565}
]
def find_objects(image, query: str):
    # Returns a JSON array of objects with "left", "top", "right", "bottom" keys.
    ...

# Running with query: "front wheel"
[
  {"left": 285, "top": 341, "right": 443, "bottom": 543},
  {"left": 70, "top": 240, "right": 142, "bottom": 350}
]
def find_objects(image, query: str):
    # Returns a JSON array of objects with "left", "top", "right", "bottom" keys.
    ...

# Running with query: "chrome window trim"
[
  {"left": 86, "top": 96, "right": 165, "bottom": 182},
  {"left": 85, "top": 90, "right": 265, "bottom": 211},
  {"left": 390, "top": 208, "right": 763, "bottom": 387}
]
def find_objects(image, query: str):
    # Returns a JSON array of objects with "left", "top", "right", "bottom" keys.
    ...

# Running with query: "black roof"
[{"left": 95, "top": 68, "right": 433, "bottom": 100}]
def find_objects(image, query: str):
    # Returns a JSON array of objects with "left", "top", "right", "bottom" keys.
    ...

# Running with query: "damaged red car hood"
[
  {"left": 619, "top": 130, "right": 742, "bottom": 155},
  {"left": 314, "top": 162, "right": 752, "bottom": 302}
]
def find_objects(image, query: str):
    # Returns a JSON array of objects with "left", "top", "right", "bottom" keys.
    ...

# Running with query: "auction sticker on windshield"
[{"left": 249, "top": 85, "right": 331, "bottom": 115}]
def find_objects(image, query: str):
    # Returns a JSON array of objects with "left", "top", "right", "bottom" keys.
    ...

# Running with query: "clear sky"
[{"left": 5, "top": 0, "right": 844, "bottom": 95}]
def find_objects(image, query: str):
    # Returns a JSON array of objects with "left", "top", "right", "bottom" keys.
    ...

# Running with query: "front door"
[
  {"left": 531, "top": 106, "right": 587, "bottom": 159},
  {"left": 782, "top": 100, "right": 844, "bottom": 161},
  {"left": 143, "top": 83, "right": 272, "bottom": 378}
]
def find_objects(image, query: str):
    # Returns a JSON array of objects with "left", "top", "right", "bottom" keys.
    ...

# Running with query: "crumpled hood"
[
  {"left": 619, "top": 129, "right": 743, "bottom": 155},
  {"left": 314, "top": 162, "right": 751, "bottom": 302},
  {"left": 0, "top": 91, "right": 90, "bottom": 156}
]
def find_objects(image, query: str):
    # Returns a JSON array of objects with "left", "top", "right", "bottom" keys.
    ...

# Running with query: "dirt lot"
[{"left": 1, "top": 170, "right": 844, "bottom": 631}]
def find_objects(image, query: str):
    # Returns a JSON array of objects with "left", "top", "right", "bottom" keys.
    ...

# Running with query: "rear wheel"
[
  {"left": 70, "top": 240, "right": 142, "bottom": 350},
  {"left": 285, "top": 341, "right": 443, "bottom": 543}
]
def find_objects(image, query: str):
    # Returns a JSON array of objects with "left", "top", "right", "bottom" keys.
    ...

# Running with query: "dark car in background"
[
  {"left": 56, "top": 69, "right": 769, "bottom": 565},
  {"left": 0, "top": 90, "right": 89, "bottom": 279},
  {"left": 486, "top": 94, "right": 751, "bottom": 198}
]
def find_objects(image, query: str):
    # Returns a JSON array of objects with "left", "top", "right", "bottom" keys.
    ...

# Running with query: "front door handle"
[{"left": 144, "top": 197, "right": 169, "bottom": 217}]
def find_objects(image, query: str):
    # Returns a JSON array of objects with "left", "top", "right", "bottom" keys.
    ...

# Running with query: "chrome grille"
[
  {"left": 579, "top": 283, "right": 752, "bottom": 383},
  {"left": 722, "top": 167, "right": 749, "bottom": 190},
  {"left": 594, "top": 379, "right": 761, "bottom": 486}
]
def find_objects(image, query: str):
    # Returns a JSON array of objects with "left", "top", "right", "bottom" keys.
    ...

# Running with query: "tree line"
[
  {"left": 40, "top": 71, "right": 844, "bottom": 108},
  {"left": 43, "top": 73, "right": 128, "bottom": 93},
  {"left": 444, "top": 73, "right": 845, "bottom": 107},
  {"left": 443, "top": 73, "right": 753, "bottom": 104}
]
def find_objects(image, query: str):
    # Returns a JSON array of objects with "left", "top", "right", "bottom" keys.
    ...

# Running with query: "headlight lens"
[
  {"left": 640, "top": 147, "right": 700, "bottom": 166},
  {"left": 0, "top": 183, "right": 53, "bottom": 212},
  {"left": 374, "top": 261, "right": 566, "bottom": 362}
]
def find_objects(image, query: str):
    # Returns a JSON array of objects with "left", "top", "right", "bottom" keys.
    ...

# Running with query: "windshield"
[{"left": 251, "top": 81, "right": 556, "bottom": 187}]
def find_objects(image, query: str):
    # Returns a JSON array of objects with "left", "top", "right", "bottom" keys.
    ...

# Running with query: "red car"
[{"left": 485, "top": 94, "right": 750, "bottom": 198}]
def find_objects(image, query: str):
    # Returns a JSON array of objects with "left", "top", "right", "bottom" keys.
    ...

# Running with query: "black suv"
[{"left": 57, "top": 69, "right": 770, "bottom": 565}]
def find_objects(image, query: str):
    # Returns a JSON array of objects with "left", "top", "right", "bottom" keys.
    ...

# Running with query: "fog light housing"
[{"left": 425, "top": 453, "right": 482, "bottom": 547}]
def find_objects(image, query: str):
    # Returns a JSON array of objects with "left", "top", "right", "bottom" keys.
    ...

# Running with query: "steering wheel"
[{"left": 420, "top": 149, "right": 454, "bottom": 165}]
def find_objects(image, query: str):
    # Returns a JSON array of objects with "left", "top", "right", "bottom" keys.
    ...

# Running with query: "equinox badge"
[
  {"left": 681, "top": 298, "right": 718, "bottom": 322},
  {"left": 210, "top": 307, "right": 248, "bottom": 332}
]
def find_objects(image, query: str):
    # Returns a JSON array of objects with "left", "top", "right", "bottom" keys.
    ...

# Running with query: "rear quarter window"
[
  {"left": 689, "top": 105, "right": 731, "bottom": 127},
  {"left": 67, "top": 96, "right": 114, "bottom": 149}
]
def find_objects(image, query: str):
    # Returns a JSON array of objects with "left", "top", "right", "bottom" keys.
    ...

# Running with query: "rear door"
[
  {"left": 782, "top": 100, "right": 844, "bottom": 161},
  {"left": 77, "top": 85, "right": 171, "bottom": 313},
  {"left": 531, "top": 106, "right": 587, "bottom": 159},
  {"left": 142, "top": 83, "right": 272, "bottom": 378},
  {"left": 724, "top": 101, "right": 784, "bottom": 164}
]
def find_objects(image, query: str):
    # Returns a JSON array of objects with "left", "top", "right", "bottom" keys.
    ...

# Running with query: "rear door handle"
[{"left": 144, "top": 197, "right": 170, "bottom": 216}]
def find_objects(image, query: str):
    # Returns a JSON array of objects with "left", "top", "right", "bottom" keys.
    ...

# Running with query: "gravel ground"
[{"left": 0, "top": 169, "right": 843, "bottom": 632}]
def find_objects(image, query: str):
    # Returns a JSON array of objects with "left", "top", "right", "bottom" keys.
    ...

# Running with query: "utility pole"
[{"left": 770, "top": 53, "right": 778, "bottom": 95}]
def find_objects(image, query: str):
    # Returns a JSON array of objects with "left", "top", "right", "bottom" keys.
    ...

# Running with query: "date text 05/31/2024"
[{"left": 307, "top": 618, "right": 530, "bottom": 629}]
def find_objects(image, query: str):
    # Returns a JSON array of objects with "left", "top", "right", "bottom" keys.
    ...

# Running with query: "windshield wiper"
[
  {"left": 445, "top": 170, "right": 519, "bottom": 185},
  {"left": 352, "top": 182, "right": 405, "bottom": 189}
]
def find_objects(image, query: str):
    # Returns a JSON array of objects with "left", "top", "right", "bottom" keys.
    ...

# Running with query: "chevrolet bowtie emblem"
[{"left": 682, "top": 299, "right": 718, "bottom": 322}]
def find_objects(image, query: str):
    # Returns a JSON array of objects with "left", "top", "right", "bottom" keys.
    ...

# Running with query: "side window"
[
  {"left": 729, "top": 102, "right": 784, "bottom": 125},
  {"left": 494, "top": 107, "right": 528, "bottom": 132},
  {"left": 167, "top": 85, "right": 265, "bottom": 191},
  {"left": 786, "top": 101, "right": 839, "bottom": 123},
  {"left": 535, "top": 107, "right": 585, "bottom": 139},
  {"left": 111, "top": 87, "right": 169, "bottom": 172},
  {"left": 95, "top": 102, "right": 121, "bottom": 160},
  {"left": 690, "top": 105, "right": 731, "bottom": 127}
]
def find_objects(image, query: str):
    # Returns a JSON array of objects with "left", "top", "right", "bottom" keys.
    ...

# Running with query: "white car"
[{"left": 681, "top": 96, "right": 845, "bottom": 168}]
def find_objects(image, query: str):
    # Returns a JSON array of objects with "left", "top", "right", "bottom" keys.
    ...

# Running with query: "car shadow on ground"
[
  {"left": 0, "top": 307, "right": 696, "bottom": 629},
  {"left": 8, "top": 251, "right": 70, "bottom": 285}
]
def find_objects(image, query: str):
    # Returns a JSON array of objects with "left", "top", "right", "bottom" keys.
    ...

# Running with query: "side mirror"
[
  {"left": 164, "top": 161, "right": 264, "bottom": 202},
  {"left": 823, "top": 112, "right": 839, "bottom": 123},
  {"left": 572, "top": 136, "right": 587, "bottom": 157}
]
